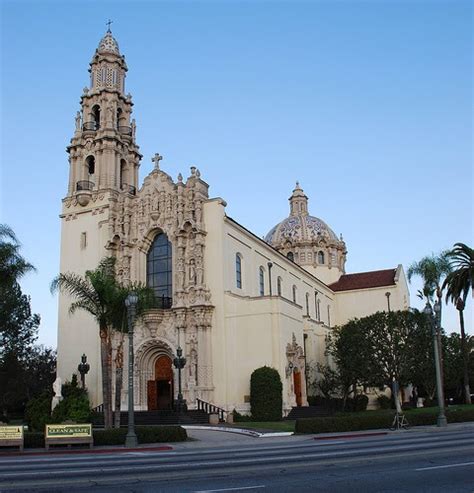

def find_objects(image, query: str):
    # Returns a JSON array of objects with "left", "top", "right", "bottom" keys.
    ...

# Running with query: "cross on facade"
[
  {"left": 106, "top": 19, "right": 113, "bottom": 32},
  {"left": 152, "top": 153, "right": 163, "bottom": 170}
]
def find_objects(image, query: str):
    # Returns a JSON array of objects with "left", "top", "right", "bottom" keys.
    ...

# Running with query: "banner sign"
[
  {"left": 0, "top": 426, "right": 24, "bottom": 441},
  {"left": 46, "top": 424, "right": 92, "bottom": 438}
]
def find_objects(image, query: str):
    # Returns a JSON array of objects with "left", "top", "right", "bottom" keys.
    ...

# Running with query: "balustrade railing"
[
  {"left": 119, "top": 125, "right": 132, "bottom": 136},
  {"left": 76, "top": 180, "right": 95, "bottom": 192},
  {"left": 83, "top": 121, "right": 99, "bottom": 131},
  {"left": 196, "top": 398, "right": 226, "bottom": 422},
  {"left": 120, "top": 183, "right": 137, "bottom": 195}
]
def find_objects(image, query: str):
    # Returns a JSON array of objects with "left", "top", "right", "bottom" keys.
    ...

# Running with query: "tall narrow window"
[
  {"left": 236, "top": 254, "right": 242, "bottom": 289},
  {"left": 314, "top": 292, "right": 318, "bottom": 318},
  {"left": 318, "top": 251, "right": 325, "bottom": 264},
  {"left": 277, "top": 277, "right": 282, "bottom": 297},
  {"left": 317, "top": 299, "right": 321, "bottom": 321},
  {"left": 292, "top": 285, "right": 297, "bottom": 304},
  {"left": 86, "top": 156, "right": 95, "bottom": 176},
  {"left": 91, "top": 105, "right": 100, "bottom": 129},
  {"left": 287, "top": 251, "right": 294, "bottom": 262},
  {"left": 259, "top": 267, "right": 265, "bottom": 296},
  {"left": 327, "top": 306, "right": 331, "bottom": 328},
  {"left": 305, "top": 293, "right": 310, "bottom": 316},
  {"left": 147, "top": 232, "right": 172, "bottom": 308}
]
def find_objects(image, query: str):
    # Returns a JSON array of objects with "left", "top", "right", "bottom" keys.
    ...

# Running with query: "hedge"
[
  {"left": 24, "top": 426, "right": 187, "bottom": 448},
  {"left": 250, "top": 366, "right": 283, "bottom": 421},
  {"left": 295, "top": 407, "right": 474, "bottom": 434}
]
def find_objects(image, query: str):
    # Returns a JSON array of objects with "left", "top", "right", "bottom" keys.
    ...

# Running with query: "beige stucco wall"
[
  {"left": 57, "top": 197, "right": 110, "bottom": 407},
  {"left": 332, "top": 265, "right": 410, "bottom": 327}
]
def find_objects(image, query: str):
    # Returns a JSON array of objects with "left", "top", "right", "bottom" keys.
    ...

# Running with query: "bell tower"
[
  {"left": 57, "top": 29, "right": 142, "bottom": 407},
  {"left": 66, "top": 27, "right": 141, "bottom": 202}
]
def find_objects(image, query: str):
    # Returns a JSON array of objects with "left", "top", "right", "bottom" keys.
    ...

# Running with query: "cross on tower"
[
  {"left": 106, "top": 19, "right": 113, "bottom": 32},
  {"left": 152, "top": 153, "right": 163, "bottom": 170}
]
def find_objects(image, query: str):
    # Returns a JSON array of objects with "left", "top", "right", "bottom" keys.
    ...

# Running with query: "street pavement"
[{"left": 0, "top": 425, "right": 473, "bottom": 492}]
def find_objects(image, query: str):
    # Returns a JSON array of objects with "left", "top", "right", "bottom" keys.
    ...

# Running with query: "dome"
[
  {"left": 265, "top": 182, "right": 338, "bottom": 247},
  {"left": 97, "top": 30, "right": 120, "bottom": 55},
  {"left": 265, "top": 214, "right": 338, "bottom": 246}
]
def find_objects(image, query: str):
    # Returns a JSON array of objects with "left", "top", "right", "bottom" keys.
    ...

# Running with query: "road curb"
[
  {"left": 314, "top": 431, "right": 388, "bottom": 440},
  {"left": 182, "top": 425, "right": 294, "bottom": 438},
  {"left": 0, "top": 445, "right": 173, "bottom": 457}
]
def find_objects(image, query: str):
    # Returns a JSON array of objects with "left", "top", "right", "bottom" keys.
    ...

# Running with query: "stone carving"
[{"left": 51, "top": 377, "right": 63, "bottom": 411}]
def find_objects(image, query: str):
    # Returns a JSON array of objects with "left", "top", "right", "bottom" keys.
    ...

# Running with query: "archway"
[{"left": 147, "top": 355, "right": 174, "bottom": 410}]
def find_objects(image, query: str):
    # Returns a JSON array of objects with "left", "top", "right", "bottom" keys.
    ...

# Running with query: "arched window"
[
  {"left": 116, "top": 108, "right": 122, "bottom": 130},
  {"left": 259, "top": 267, "right": 265, "bottom": 296},
  {"left": 292, "top": 285, "right": 297, "bottom": 304},
  {"left": 147, "top": 232, "right": 172, "bottom": 308},
  {"left": 287, "top": 251, "right": 294, "bottom": 262},
  {"left": 318, "top": 251, "right": 325, "bottom": 264},
  {"left": 85, "top": 156, "right": 95, "bottom": 176},
  {"left": 305, "top": 293, "right": 310, "bottom": 316},
  {"left": 236, "top": 254, "right": 242, "bottom": 289},
  {"left": 277, "top": 277, "right": 282, "bottom": 297}
]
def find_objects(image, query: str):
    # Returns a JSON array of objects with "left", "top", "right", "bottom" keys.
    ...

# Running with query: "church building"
[{"left": 57, "top": 30, "right": 410, "bottom": 415}]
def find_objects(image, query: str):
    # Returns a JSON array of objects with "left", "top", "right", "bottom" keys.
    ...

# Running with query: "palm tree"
[
  {"left": 0, "top": 224, "right": 35, "bottom": 288},
  {"left": 443, "top": 243, "right": 473, "bottom": 404},
  {"left": 408, "top": 252, "right": 452, "bottom": 400},
  {"left": 51, "top": 257, "right": 120, "bottom": 429},
  {"left": 407, "top": 252, "right": 452, "bottom": 305}
]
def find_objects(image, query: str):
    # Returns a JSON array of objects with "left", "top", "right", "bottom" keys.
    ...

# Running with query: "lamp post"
[
  {"left": 125, "top": 292, "right": 139, "bottom": 447},
  {"left": 77, "top": 354, "right": 90, "bottom": 389},
  {"left": 173, "top": 346, "right": 187, "bottom": 415},
  {"left": 424, "top": 300, "right": 447, "bottom": 427}
]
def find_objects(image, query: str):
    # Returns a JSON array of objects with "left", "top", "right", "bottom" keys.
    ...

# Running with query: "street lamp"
[
  {"left": 173, "top": 345, "right": 187, "bottom": 415},
  {"left": 77, "top": 354, "right": 90, "bottom": 389},
  {"left": 125, "top": 291, "right": 139, "bottom": 447},
  {"left": 424, "top": 300, "right": 447, "bottom": 427}
]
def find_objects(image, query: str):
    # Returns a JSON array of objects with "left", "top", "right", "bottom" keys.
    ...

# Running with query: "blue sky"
[{"left": 1, "top": 0, "right": 472, "bottom": 348}]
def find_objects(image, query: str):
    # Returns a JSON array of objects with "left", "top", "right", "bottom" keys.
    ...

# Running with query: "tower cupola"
[{"left": 65, "top": 29, "right": 142, "bottom": 202}]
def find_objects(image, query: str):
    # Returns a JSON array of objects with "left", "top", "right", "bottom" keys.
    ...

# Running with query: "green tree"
[
  {"left": 51, "top": 257, "right": 120, "bottom": 429},
  {"left": 0, "top": 224, "right": 35, "bottom": 289},
  {"left": 407, "top": 252, "right": 452, "bottom": 304},
  {"left": 327, "top": 319, "right": 375, "bottom": 410},
  {"left": 329, "top": 311, "right": 433, "bottom": 413},
  {"left": 443, "top": 242, "right": 473, "bottom": 404},
  {"left": 51, "top": 257, "right": 155, "bottom": 429}
]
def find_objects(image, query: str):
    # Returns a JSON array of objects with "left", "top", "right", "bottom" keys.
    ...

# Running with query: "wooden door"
[
  {"left": 293, "top": 371, "right": 302, "bottom": 407},
  {"left": 147, "top": 380, "right": 158, "bottom": 410},
  {"left": 154, "top": 356, "right": 173, "bottom": 410}
]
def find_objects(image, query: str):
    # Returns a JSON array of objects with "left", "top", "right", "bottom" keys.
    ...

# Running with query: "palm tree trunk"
[
  {"left": 100, "top": 325, "right": 113, "bottom": 429},
  {"left": 114, "top": 337, "right": 124, "bottom": 429},
  {"left": 458, "top": 307, "right": 472, "bottom": 404},
  {"left": 114, "top": 367, "right": 123, "bottom": 428}
]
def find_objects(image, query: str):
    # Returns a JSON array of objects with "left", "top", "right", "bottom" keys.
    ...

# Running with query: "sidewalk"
[{"left": 1, "top": 421, "right": 473, "bottom": 457}]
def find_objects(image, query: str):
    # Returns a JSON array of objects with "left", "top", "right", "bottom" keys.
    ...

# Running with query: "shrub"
[
  {"left": 24, "top": 426, "right": 187, "bottom": 448},
  {"left": 50, "top": 376, "right": 91, "bottom": 424},
  {"left": 24, "top": 432, "right": 45, "bottom": 448},
  {"left": 377, "top": 395, "right": 393, "bottom": 410},
  {"left": 295, "top": 406, "right": 474, "bottom": 434},
  {"left": 25, "top": 393, "right": 51, "bottom": 431},
  {"left": 353, "top": 394, "right": 369, "bottom": 412},
  {"left": 93, "top": 426, "right": 187, "bottom": 445},
  {"left": 250, "top": 366, "right": 282, "bottom": 421}
]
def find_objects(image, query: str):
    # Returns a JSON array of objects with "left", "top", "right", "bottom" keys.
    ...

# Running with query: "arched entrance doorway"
[{"left": 147, "top": 355, "right": 174, "bottom": 410}]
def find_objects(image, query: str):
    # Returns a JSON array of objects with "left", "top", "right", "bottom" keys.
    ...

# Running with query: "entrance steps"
[
  {"left": 285, "top": 406, "right": 330, "bottom": 420},
  {"left": 92, "top": 409, "right": 210, "bottom": 428}
]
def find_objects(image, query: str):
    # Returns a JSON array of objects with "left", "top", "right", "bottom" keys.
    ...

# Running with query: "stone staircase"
[{"left": 285, "top": 406, "right": 330, "bottom": 420}]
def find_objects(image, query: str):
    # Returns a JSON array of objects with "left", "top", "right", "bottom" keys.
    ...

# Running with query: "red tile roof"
[{"left": 329, "top": 268, "right": 397, "bottom": 292}]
